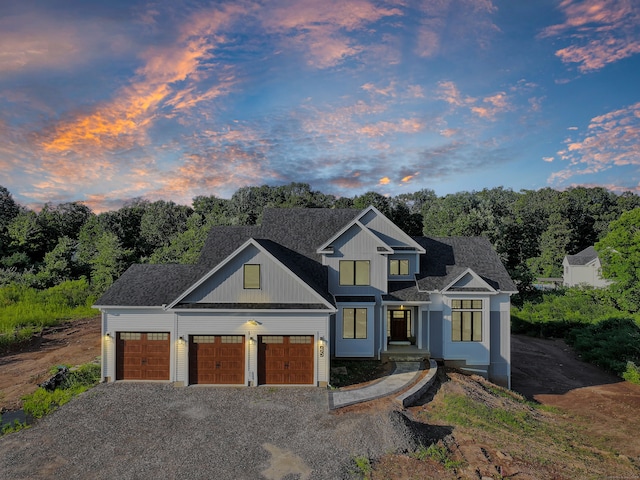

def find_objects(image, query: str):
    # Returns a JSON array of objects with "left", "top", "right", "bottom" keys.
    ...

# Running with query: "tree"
[
  {"left": 596, "top": 208, "right": 640, "bottom": 313},
  {"left": 139, "top": 200, "right": 193, "bottom": 253},
  {"left": 38, "top": 236, "right": 76, "bottom": 287},
  {"left": 352, "top": 191, "right": 391, "bottom": 216},
  {"left": 90, "top": 232, "right": 133, "bottom": 294},
  {"left": 149, "top": 213, "right": 214, "bottom": 264},
  {"left": 7, "top": 211, "right": 48, "bottom": 262},
  {"left": 98, "top": 198, "right": 150, "bottom": 258},
  {"left": 0, "top": 186, "right": 21, "bottom": 256},
  {"left": 527, "top": 214, "right": 572, "bottom": 278}
]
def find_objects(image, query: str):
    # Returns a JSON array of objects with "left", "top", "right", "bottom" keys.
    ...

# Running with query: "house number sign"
[{"left": 319, "top": 345, "right": 325, "bottom": 358}]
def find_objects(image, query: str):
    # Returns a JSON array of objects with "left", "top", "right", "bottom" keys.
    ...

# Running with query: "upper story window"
[
  {"left": 451, "top": 299, "right": 482, "bottom": 342},
  {"left": 339, "top": 260, "right": 370, "bottom": 286},
  {"left": 243, "top": 264, "right": 260, "bottom": 289},
  {"left": 389, "top": 259, "right": 410, "bottom": 276}
]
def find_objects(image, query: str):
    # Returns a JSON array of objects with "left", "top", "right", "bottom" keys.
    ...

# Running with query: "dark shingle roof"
[
  {"left": 94, "top": 264, "right": 209, "bottom": 306},
  {"left": 198, "top": 208, "right": 359, "bottom": 267},
  {"left": 95, "top": 208, "right": 517, "bottom": 308},
  {"left": 565, "top": 246, "right": 599, "bottom": 266},
  {"left": 415, "top": 236, "right": 517, "bottom": 293},
  {"left": 383, "top": 282, "right": 431, "bottom": 302}
]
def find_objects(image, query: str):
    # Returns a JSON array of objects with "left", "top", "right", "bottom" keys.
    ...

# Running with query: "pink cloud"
[
  {"left": 549, "top": 102, "right": 640, "bottom": 183},
  {"left": 261, "top": 0, "right": 402, "bottom": 68},
  {"left": 437, "top": 81, "right": 511, "bottom": 120},
  {"left": 540, "top": 0, "right": 640, "bottom": 73}
]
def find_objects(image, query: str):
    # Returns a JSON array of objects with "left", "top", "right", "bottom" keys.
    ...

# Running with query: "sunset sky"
[{"left": 1, "top": 0, "right": 639, "bottom": 212}]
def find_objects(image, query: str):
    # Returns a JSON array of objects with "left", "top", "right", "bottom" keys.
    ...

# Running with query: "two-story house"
[
  {"left": 563, "top": 246, "right": 612, "bottom": 288},
  {"left": 94, "top": 206, "right": 517, "bottom": 388}
]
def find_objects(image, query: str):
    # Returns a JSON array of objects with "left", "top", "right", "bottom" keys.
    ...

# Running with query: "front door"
[{"left": 389, "top": 310, "right": 411, "bottom": 342}]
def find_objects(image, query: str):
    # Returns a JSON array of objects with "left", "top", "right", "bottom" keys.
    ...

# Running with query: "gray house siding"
[
  {"left": 183, "top": 244, "right": 322, "bottom": 305},
  {"left": 429, "top": 310, "right": 444, "bottom": 358},
  {"left": 489, "top": 310, "right": 510, "bottom": 388},
  {"left": 325, "top": 224, "right": 387, "bottom": 296}
]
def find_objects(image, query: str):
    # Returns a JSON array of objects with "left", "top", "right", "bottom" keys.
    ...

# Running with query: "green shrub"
[
  {"left": 566, "top": 317, "right": 640, "bottom": 375},
  {"left": 22, "top": 362, "right": 101, "bottom": 418},
  {"left": 622, "top": 362, "right": 640, "bottom": 385},
  {"left": 0, "top": 280, "right": 97, "bottom": 350}
]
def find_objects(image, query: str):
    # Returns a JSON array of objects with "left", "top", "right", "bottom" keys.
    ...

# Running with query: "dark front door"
[{"left": 389, "top": 310, "right": 411, "bottom": 341}]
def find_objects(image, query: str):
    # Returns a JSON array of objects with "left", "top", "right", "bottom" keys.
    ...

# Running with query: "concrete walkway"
[{"left": 329, "top": 360, "right": 438, "bottom": 409}]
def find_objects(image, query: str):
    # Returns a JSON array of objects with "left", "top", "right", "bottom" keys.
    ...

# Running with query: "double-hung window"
[
  {"left": 389, "top": 259, "right": 409, "bottom": 276},
  {"left": 343, "top": 308, "right": 367, "bottom": 339},
  {"left": 451, "top": 299, "right": 482, "bottom": 342},
  {"left": 243, "top": 264, "right": 260, "bottom": 289},
  {"left": 339, "top": 260, "right": 370, "bottom": 286}
]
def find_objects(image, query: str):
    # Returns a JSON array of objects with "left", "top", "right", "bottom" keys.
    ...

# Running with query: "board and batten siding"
[
  {"left": 175, "top": 312, "right": 330, "bottom": 386},
  {"left": 183, "top": 244, "right": 323, "bottom": 305},
  {"left": 102, "top": 308, "right": 176, "bottom": 382},
  {"left": 325, "top": 224, "right": 387, "bottom": 296}
]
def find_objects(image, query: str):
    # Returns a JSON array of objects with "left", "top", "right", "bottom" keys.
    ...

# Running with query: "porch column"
[
  {"left": 416, "top": 307, "right": 422, "bottom": 350},
  {"left": 382, "top": 304, "right": 388, "bottom": 352}
]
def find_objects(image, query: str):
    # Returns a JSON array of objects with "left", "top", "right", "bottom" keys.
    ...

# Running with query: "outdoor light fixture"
[
  {"left": 249, "top": 336, "right": 256, "bottom": 344},
  {"left": 248, "top": 319, "right": 260, "bottom": 326},
  {"left": 179, "top": 335, "right": 185, "bottom": 342},
  {"left": 106, "top": 332, "right": 112, "bottom": 338}
]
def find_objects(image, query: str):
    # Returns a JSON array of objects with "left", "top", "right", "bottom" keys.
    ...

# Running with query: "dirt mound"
[{"left": 0, "top": 316, "right": 101, "bottom": 411}]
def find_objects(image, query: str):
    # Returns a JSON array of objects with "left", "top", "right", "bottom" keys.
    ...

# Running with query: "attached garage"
[
  {"left": 188, "top": 335, "right": 245, "bottom": 385},
  {"left": 116, "top": 332, "right": 170, "bottom": 380},
  {"left": 258, "top": 335, "right": 314, "bottom": 385}
]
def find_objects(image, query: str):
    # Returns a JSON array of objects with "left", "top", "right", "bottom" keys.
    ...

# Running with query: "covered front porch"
[{"left": 381, "top": 282, "right": 431, "bottom": 361}]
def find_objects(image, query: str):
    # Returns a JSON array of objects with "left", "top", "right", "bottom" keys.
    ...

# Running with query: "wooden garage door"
[
  {"left": 258, "top": 335, "right": 314, "bottom": 385},
  {"left": 189, "top": 335, "right": 245, "bottom": 385},
  {"left": 116, "top": 332, "right": 170, "bottom": 380}
]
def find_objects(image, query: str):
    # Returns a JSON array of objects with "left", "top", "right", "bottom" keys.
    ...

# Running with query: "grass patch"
[
  {"left": 0, "top": 280, "right": 97, "bottom": 350},
  {"left": 22, "top": 363, "right": 101, "bottom": 419},
  {"left": 426, "top": 393, "right": 538, "bottom": 434},
  {"left": 412, "top": 443, "right": 463, "bottom": 470},
  {"left": 330, "top": 359, "right": 392, "bottom": 388},
  {"left": 1, "top": 418, "right": 29, "bottom": 436},
  {"left": 350, "top": 455, "right": 372, "bottom": 478}
]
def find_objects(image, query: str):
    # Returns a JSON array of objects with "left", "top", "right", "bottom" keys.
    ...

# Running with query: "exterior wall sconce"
[
  {"left": 106, "top": 332, "right": 112, "bottom": 338},
  {"left": 249, "top": 336, "right": 256, "bottom": 344},
  {"left": 179, "top": 336, "right": 186, "bottom": 343},
  {"left": 248, "top": 320, "right": 260, "bottom": 326}
]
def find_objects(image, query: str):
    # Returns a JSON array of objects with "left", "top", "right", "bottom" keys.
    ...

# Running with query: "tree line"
[{"left": 1, "top": 183, "right": 639, "bottom": 306}]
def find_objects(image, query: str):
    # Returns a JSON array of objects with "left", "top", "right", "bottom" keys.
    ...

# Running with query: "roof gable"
[
  {"left": 415, "top": 236, "right": 517, "bottom": 293},
  {"left": 442, "top": 268, "right": 497, "bottom": 293},
  {"left": 316, "top": 206, "right": 423, "bottom": 253},
  {"left": 565, "top": 246, "right": 600, "bottom": 266},
  {"left": 169, "top": 238, "right": 334, "bottom": 310}
]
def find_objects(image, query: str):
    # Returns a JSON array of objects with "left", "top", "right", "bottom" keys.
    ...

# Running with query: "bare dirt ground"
[
  {"left": 0, "top": 316, "right": 101, "bottom": 411},
  {"left": 511, "top": 334, "right": 640, "bottom": 460}
]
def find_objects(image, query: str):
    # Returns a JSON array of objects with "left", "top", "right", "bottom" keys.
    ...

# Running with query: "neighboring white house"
[
  {"left": 94, "top": 206, "right": 517, "bottom": 388},
  {"left": 563, "top": 246, "right": 612, "bottom": 288}
]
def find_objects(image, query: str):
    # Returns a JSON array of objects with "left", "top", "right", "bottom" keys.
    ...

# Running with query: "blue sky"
[{"left": 1, "top": 0, "right": 639, "bottom": 212}]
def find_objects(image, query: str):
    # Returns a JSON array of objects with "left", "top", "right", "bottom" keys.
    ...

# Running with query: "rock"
[{"left": 331, "top": 366, "right": 348, "bottom": 375}]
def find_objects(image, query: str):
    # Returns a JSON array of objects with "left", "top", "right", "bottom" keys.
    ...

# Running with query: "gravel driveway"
[{"left": 0, "top": 383, "right": 420, "bottom": 479}]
